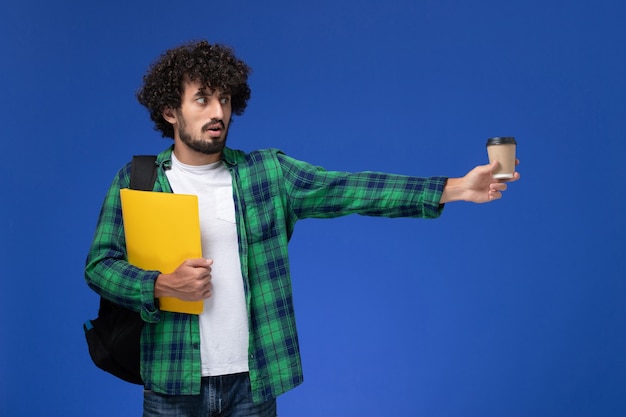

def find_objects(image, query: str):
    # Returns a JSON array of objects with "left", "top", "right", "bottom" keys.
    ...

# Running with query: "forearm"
[
  {"left": 278, "top": 152, "right": 447, "bottom": 219},
  {"left": 85, "top": 216, "right": 162, "bottom": 319},
  {"left": 84, "top": 165, "right": 161, "bottom": 321},
  {"left": 85, "top": 254, "right": 161, "bottom": 316}
]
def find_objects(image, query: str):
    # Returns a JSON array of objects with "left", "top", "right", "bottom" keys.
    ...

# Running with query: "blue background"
[{"left": 2, "top": 0, "right": 625, "bottom": 416}]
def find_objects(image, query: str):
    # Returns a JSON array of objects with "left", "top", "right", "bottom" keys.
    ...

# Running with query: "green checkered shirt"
[{"left": 85, "top": 146, "right": 447, "bottom": 402}]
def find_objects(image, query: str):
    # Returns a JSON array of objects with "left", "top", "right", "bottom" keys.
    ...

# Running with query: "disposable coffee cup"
[{"left": 486, "top": 137, "right": 517, "bottom": 179}]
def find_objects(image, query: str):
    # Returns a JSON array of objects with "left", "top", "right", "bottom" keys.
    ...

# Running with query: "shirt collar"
[
  {"left": 156, "top": 145, "right": 239, "bottom": 169},
  {"left": 221, "top": 147, "right": 238, "bottom": 167}
]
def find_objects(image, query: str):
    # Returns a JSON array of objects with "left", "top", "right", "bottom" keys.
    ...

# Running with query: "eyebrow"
[
  {"left": 193, "top": 87, "right": 230, "bottom": 98},
  {"left": 194, "top": 88, "right": 211, "bottom": 97}
]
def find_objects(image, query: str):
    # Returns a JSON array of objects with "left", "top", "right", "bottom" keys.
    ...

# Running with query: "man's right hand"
[{"left": 154, "top": 258, "right": 213, "bottom": 301}]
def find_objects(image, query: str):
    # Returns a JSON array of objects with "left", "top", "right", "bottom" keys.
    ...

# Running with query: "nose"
[{"left": 207, "top": 96, "right": 224, "bottom": 120}]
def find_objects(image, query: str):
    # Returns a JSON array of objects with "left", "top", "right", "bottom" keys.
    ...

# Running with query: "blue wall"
[{"left": 2, "top": 0, "right": 625, "bottom": 416}]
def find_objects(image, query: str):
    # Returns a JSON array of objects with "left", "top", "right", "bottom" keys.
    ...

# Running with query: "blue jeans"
[{"left": 142, "top": 373, "right": 277, "bottom": 417}]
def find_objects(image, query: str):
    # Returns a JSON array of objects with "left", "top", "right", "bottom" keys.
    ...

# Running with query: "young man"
[{"left": 85, "top": 40, "right": 519, "bottom": 417}]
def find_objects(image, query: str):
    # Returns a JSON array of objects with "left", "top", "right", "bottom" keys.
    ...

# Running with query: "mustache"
[{"left": 201, "top": 119, "right": 226, "bottom": 132}]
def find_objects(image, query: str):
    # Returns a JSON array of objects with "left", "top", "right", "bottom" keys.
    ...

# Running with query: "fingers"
[
  {"left": 491, "top": 182, "right": 508, "bottom": 192},
  {"left": 177, "top": 259, "right": 214, "bottom": 300},
  {"left": 184, "top": 258, "right": 213, "bottom": 268},
  {"left": 200, "top": 279, "right": 213, "bottom": 299},
  {"left": 488, "top": 182, "right": 506, "bottom": 201},
  {"left": 188, "top": 258, "right": 212, "bottom": 285},
  {"left": 488, "top": 190, "right": 502, "bottom": 201},
  {"left": 183, "top": 259, "right": 213, "bottom": 281}
]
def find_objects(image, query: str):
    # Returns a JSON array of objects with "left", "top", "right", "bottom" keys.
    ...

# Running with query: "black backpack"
[{"left": 83, "top": 155, "right": 157, "bottom": 385}]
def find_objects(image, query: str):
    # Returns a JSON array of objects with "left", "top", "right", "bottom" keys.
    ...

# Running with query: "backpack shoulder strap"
[{"left": 130, "top": 155, "right": 158, "bottom": 191}]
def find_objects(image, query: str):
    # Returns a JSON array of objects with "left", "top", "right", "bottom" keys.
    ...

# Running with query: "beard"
[{"left": 177, "top": 116, "right": 229, "bottom": 155}]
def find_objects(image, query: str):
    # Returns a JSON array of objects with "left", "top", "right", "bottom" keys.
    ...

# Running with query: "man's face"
[{"left": 170, "top": 80, "right": 233, "bottom": 156}]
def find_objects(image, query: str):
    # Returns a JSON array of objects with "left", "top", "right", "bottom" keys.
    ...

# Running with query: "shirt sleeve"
[
  {"left": 276, "top": 152, "right": 448, "bottom": 221},
  {"left": 84, "top": 163, "right": 161, "bottom": 323}
]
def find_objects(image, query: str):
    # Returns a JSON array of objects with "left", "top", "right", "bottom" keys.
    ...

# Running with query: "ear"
[{"left": 162, "top": 107, "right": 177, "bottom": 124}]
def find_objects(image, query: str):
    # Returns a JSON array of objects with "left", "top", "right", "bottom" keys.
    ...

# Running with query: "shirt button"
[{"left": 193, "top": 343, "right": 200, "bottom": 349}]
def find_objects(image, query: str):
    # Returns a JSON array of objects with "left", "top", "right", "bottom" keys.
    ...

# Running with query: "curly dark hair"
[{"left": 136, "top": 40, "right": 251, "bottom": 139}]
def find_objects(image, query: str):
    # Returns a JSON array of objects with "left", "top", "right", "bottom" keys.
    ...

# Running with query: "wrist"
[
  {"left": 154, "top": 273, "right": 171, "bottom": 298},
  {"left": 440, "top": 177, "right": 466, "bottom": 204}
]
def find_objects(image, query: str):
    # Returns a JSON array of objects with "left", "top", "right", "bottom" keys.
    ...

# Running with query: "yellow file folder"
[{"left": 120, "top": 188, "right": 204, "bottom": 314}]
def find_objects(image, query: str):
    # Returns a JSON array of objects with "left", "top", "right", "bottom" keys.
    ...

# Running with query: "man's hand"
[
  {"left": 440, "top": 160, "right": 520, "bottom": 204},
  {"left": 154, "top": 258, "right": 213, "bottom": 301}
]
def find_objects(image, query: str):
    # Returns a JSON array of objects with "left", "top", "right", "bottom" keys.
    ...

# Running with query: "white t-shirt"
[{"left": 166, "top": 153, "right": 249, "bottom": 376}]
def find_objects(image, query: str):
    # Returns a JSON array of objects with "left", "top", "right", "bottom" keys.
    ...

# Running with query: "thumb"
[
  {"left": 472, "top": 160, "right": 497, "bottom": 176},
  {"left": 487, "top": 160, "right": 500, "bottom": 173}
]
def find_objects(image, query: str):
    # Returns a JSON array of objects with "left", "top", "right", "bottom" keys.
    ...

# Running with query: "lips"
[
  {"left": 207, "top": 126, "right": 222, "bottom": 137},
  {"left": 203, "top": 121, "right": 224, "bottom": 137}
]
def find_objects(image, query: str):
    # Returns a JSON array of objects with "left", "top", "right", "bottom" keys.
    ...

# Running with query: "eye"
[
  {"left": 196, "top": 97, "right": 207, "bottom": 104},
  {"left": 220, "top": 96, "right": 231, "bottom": 105}
]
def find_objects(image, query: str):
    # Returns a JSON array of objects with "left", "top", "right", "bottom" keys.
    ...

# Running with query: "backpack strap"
[{"left": 130, "top": 155, "right": 158, "bottom": 191}]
